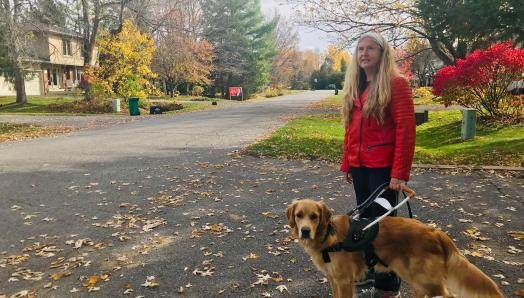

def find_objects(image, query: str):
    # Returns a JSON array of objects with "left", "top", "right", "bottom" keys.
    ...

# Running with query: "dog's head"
[{"left": 285, "top": 199, "right": 332, "bottom": 241}]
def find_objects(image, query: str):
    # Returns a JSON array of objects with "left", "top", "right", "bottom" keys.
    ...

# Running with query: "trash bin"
[
  {"left": 129, "top": 97, "right": 140, "bottom": 116},
  {"left": 150, "top": 106, "right": 162, "bottom": 114}
]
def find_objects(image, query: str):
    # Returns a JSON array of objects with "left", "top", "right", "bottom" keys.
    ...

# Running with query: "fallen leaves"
[
  {"left": 508, "top": 230, "right": 524, "bottom": 241},
  {"left": 141, "top": 276, "right": 160, "bottom": 288},
  {"left": 147, "top": 194, "right": 184, "bottom": 208},
  {"left": 82, "top": 272, "right": 111, "bottom": 288},
  {"left": 7, "top": 290, "right": 37, "bottom": 298},
  {"left": 276, "top": 284, "right": 288, "bottom": 293},
  {"left": 10, "top": 268, "right": 44, "bottom": 281},
  {"left": 142, "top": 218, "right": 167, "bottom": 232},
  {"left": 0, "top": 124, "right": 72, "bottom": 143},
  {"left": 508, "top": 246, "right": 522, "bottom": 254},
  {"left": 192, "top": 259, "right": 215, "bottom": 277},
  {"left": 0, "top": 255, "right": 29, "bottom": 268},
  {"left": 462, "top": 227, "right": 490, "bottom": 241},
  {"left": 50, "top": 271, "right": 72, "bottom": 281},
  {"left": 242, "top": 253, "right": 260, "bottom": 261}
]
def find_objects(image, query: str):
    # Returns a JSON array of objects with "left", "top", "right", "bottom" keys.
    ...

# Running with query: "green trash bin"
[{"left": 129, "top": 97, "right": 140, "bottom": 116}]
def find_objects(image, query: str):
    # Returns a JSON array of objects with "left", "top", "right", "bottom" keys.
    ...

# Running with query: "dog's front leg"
[
  {"left": 335, "top": 279, "right": 355, "bottom": 298},
  {"left": 327, "top": 276, "right": 340, "bottom": 298}
]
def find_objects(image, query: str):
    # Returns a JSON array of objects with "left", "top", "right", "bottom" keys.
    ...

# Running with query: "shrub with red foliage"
[{"left": 432, "top": 41, "right": 524, "bottom": 124}]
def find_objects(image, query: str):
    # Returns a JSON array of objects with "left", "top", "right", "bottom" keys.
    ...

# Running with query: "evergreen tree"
[
  {"left": 416, "top": 0, "right": 524, "bottom": 64},
  {"left": 201, "top": 0, "right": 276, "bottom": 97}
]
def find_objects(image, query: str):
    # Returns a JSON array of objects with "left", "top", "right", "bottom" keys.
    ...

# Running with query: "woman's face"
[{"left": 357, "top": 37, "right": 382, "bottom": 74}]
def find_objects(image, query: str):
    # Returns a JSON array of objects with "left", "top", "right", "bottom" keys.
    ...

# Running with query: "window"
[{"left": 62, "top": 39, "right": 72, "bottom": 56}]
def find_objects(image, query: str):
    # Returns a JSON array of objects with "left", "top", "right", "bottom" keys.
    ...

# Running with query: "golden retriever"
[{"left": 285, "top": 199, "right": 503, "bottom": 298}]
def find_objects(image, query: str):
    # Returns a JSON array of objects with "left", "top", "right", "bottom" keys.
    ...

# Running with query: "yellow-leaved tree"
[
  {"left": 326, "top": 46, "right": 351, "bottom": 72},
  {"left": 86, "top": 20, "right": 159, "bottom": 101}
]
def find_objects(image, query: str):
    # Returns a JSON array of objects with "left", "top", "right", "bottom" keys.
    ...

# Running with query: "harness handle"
[
  {"left": 347, "top": 182, "right": 390, "bottom": 217},
  {"left": 361, "top": 185, "right": 416, "bottom": 231},
  {"left": 401, "top": 185, "right": 416, "bottom": 199}
]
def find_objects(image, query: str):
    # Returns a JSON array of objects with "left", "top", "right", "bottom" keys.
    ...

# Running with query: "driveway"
[{"left": 0, "top": 90, "right": 521, "bottom": 298}]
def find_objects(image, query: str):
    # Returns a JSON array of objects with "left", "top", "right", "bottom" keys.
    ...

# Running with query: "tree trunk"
[
  {"left": 13, "top": 64, "right": 26, "bottom": 104},
  {"left": 3, "top": 0, "right": 27, "bottom": 104},
  {"left": 428, "top": 39, "right": 454, "bottom": 66},
  {"left": 81, "top": 0, "right": 101, "bottom": 101}
]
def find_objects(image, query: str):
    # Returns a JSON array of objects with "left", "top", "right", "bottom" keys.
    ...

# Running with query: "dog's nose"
[{"left": 300, "top": 228, "right": 311, "bottom": 239}]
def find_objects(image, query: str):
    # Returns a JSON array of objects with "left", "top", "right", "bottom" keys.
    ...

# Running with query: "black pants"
[{"left": 351, "top": 166, "right": 401, "bottom": 292}]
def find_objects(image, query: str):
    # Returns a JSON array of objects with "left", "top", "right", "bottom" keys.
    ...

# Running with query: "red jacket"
[{"left": 340, "top": 77, "right": 416, "bottom": 181}]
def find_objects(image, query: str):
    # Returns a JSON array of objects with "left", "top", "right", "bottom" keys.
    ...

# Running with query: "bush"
[
  {"left": 433, "top": 41, "right": 524, "bottom": 124},
  {"left": 192, "top": 86, "right": 205, "bottom": 96},
  {"left": 47, "top": 100, "right": 112, "bottom": 113},
  {"left": 264, "top": 87, "right": 285, "bottom": 98},
  {"left": 413, "top": 87, "right": 433, "bottom": 98},
  {"left": 150, "top": 101, "right": 184, "bottom": 111}
]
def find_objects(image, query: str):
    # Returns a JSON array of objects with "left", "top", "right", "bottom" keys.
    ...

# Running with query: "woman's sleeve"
[
  {"left": 340, "top": 123, "right": 350, "bottom": 173},
  {"left": 390, "top": 77, "right": 416, "bottom": 181}
]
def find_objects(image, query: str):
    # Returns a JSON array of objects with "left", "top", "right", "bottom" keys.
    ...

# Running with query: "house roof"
[{"left": 24, "top": 22, "right": 83, "bottom": 39}]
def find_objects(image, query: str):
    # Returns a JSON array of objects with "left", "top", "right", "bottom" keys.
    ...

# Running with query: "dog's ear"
[
  {"left": 285, "top": 200, "right": 297, "bottom": 228},
  {"left": 317, "top": 201, "right": 332, "bottom": 235}
]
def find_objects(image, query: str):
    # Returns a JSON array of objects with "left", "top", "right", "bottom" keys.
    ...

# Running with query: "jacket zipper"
[
  {"left": 367, "top": 143, "right": 394, "bottom": 149},
  {"left": 358, "top": 117, "right": 363, "bottom": 166}
]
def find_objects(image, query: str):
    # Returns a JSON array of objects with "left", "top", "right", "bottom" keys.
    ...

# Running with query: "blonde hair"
[{"left": 342, "top": 32, "right": 400, "bottom": 124}]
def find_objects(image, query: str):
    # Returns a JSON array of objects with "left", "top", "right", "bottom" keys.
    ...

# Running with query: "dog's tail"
[{"left": 438, "top": 231, "right": 504, "bottom": 298}]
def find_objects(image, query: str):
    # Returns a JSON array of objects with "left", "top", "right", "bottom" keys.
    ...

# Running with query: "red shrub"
[{"left": 433, "top": 41, "right": 524, "bottom": 123}]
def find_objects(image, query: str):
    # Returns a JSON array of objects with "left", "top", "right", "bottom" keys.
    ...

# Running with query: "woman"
[{"left": 340, "top": 32, "right": 416, "bottom": 298}]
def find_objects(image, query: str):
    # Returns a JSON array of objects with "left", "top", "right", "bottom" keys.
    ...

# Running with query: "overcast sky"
[{"left": 260, "top": 0, "right": 332, "bottom": 52}]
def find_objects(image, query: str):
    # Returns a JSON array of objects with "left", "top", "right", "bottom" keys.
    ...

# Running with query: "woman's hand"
[
  {"left": 389, "top": 178, "right": 406, "bottom": 191},
  {"left": 345, "top": 171, "right": 353, "bottom": 183}
]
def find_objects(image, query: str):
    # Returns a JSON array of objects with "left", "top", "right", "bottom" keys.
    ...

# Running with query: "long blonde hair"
[{"left": 342, "top": 32, "right": 400, "bottom": 124}]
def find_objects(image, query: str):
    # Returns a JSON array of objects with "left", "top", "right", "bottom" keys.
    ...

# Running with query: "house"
[{"left": 0, "top": 23, "right": 90, "bottom": 96}]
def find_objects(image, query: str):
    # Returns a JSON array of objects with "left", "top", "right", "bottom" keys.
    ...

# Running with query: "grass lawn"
[
  {"left": 247, "top": 100, "right": 524, "bottom": 166},
  {"left": 251, "top": 89, "right": 307, "bottom": 99},
  {"left": 0, "top": 96, "right": 78, "bottom": 114},
  {"left": 248, "top": 113, "right": 343, "bottom": 162},
  {"left": 309, "top": 94, "right": 342, "bottom": 109},
  {"left": 0, "top": 95, "right": 215, "bottom": 115},
  {"left": 149, "top": 95, "right": 222, "bottom": 102},
  {"left": 165, "top": 102, "right": 212, "bottom": 114},
  {"left": 415, "top": 111, "right": 524, "bottom": 166},
  {"left": 0, "top": 122, "right": 72, "bottom": 142}
]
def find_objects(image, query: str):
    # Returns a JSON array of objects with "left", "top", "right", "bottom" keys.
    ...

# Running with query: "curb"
[{"left": 412, "top": 164, "right": 524, "bottom": 171}]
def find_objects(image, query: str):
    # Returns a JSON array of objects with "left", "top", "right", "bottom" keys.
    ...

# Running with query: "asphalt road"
[{"left": 1, "top": 91, "right": 522, "bottom": 298}]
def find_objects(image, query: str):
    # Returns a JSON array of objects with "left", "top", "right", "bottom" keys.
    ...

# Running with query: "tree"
[
  {"left": 326, "top": 46, "right": 350, "bottom": 73},
  {"left": 417, "top": 0, "right": 524, "bottom": 65},
  {"left": 202, "top": 0, "right": 276, "bottom": 97},
  {"left": 433, "top": 41, "right": 524, "bottom": 123},
  {"left": 290, "top": 50, "right": 321, "bottom": 89},
  {"left": 270, "top": 14, "right": 300, "bottom": 89},
  {"left": 395, "top": 49, "right": 414, "bottom": 82},
  {"left": 0, "top": 0, "right": 29, "bottom": 104},
  {"left": 289, "top": 0, "right": 524, "bottom": 65},
  {"left": 150, "top": 0, "right": 213, "bottom": 95},
  {"left": 86, "top": 20, "right": 158, "bottom": 100},
  {"left": 310, "top": 54, "right": 345, "bottom": 90},
  {"left": 153, "top": 32, "right": 214, "bottom": 96},
  {"left": 406, "top": 38, "right": 440, "bottom": 86},
  {"left": 28, "top": 0, "right": 68, "bottom": 27}
]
